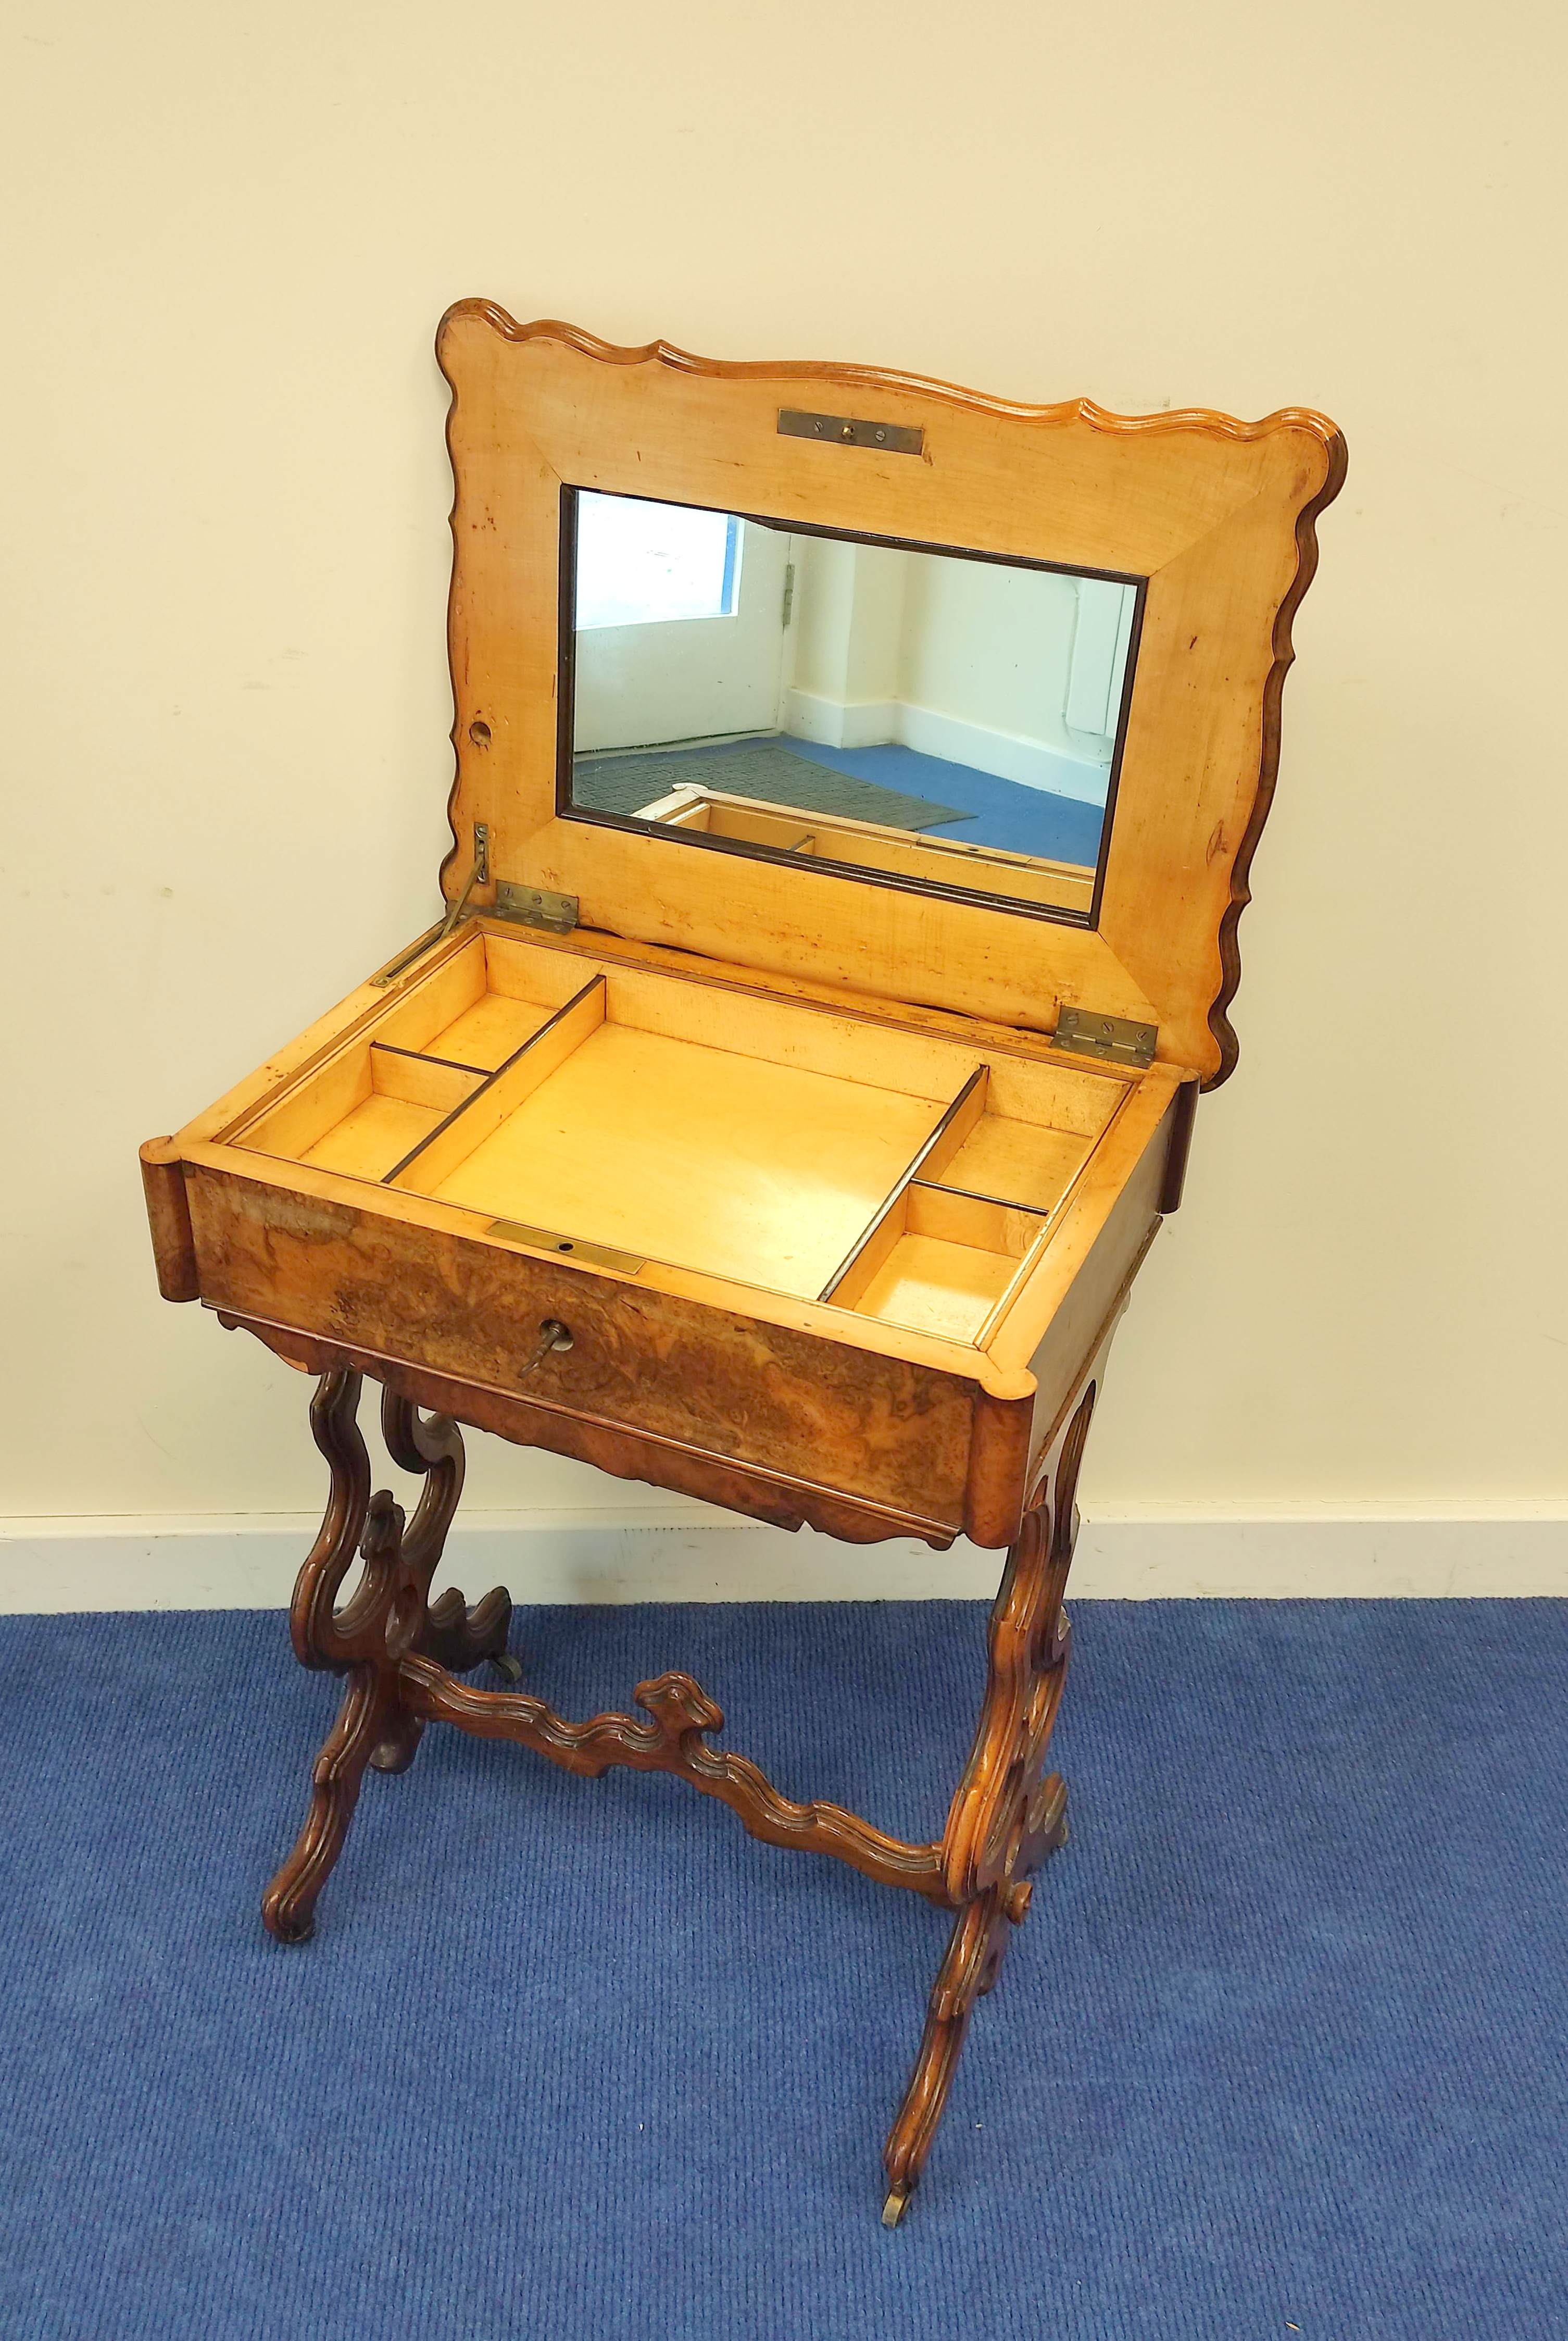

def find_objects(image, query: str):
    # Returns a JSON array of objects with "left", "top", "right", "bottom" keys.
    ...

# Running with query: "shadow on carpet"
[{"left": 2, "top": 1599, "right": 1564, "bottom": 2340}]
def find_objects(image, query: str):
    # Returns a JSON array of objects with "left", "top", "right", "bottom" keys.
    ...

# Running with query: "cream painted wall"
[{"left": 2, "top": 0, "right": 1565, "bottom": 1537}]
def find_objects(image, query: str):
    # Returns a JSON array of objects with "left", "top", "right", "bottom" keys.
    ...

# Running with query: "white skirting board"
[
  {"left": 779, "top": 686, "right": 1110, "bottom": 805},
  {"left": 1, "top": 1505, "right": 1564, "bottom": 1612}
]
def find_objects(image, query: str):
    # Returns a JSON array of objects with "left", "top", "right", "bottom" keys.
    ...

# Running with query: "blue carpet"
[
  {"left": 2, "top": 1599, "right": 1565, "bottom": 2339},
  {"left": 774, "top": 735, "right": 1109, "bottom": 864}
]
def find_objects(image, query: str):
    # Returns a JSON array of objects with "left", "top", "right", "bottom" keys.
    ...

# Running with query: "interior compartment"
[
  {"left": 374, "top": 938, "right": 592, "bottom": 1067},
  {"left": 240, "top": 1039, "right": 476, "bottom": 1182},
  {"left": 229, "top": 927, "right": 1132, "bottom": 1345},
  {"left": 839, "top": 1184, "right": 1049, "bottom": 1345}
]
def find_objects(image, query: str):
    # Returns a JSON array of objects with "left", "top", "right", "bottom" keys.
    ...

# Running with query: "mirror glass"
[{"left": 561, "top": 490, "right": 1141, "bottom": 922}]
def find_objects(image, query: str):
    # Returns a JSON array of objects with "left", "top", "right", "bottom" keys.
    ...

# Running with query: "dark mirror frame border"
[{"left": 553, "top": 484, "right": 1148, "bottom": 933}]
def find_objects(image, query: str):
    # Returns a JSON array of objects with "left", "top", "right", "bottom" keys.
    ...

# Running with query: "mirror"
[{"left": 560, "top": 490, "right": 1141, "bottom": 923}]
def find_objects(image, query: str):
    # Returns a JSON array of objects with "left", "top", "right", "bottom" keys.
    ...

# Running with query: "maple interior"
[{"left": 230, "top": 929, "right": 1128, "bottom": 1346}]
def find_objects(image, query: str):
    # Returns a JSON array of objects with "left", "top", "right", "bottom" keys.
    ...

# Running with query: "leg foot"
[
  {"left": 264, "top": 1667, "right": 388, "bottom": 1942},
  {"left": 882, "top": 1892, "right": 1008, "bottom": 2212}
]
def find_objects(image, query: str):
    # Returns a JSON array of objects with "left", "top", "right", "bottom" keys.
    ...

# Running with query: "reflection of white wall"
[
  {"left": 782, "top": 539, "right": 1135, "bottom": 807},
  {"left": 787, "top": 537, "right": 909, "bottom": 746},
  {"left": 899, "top": 556, "right": 1078, "bottom": 752}
]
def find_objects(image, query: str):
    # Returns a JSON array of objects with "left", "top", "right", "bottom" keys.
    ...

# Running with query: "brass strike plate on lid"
[
  {"left": 487, "top": 1219, "right": 646, "bottom": 1276},
  {"left": 491, "top": 880, "right": 579, "bottom": 935},
  {"left": 778, "top": 409, "right": 924, "bottom": 456},
  {"left": 1049, "top": 1006, "right": 1158, "bottom": 1069}
]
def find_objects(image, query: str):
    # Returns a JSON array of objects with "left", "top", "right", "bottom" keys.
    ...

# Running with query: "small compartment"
[
  {"left": 938, "top": 1120, "right": 1092, "bottom": 1214},
  {"left": 832, "top": 1183, "right": 1048, "bottom": 1346},
  {"left": 234, "top": 931, "right": 592, "bottom": 1179},
  {"left": 934, "top": 1056, "right": 1121, "bottom": 1216},
  {"left": 375, "top": 931, "right": 594, "bottom": 1069},
  {"left": 244, "top": 1040, "right": 486, "bottom": 1181},
  {"left": 417, "top": 992, "right": 550, "bottom": 1070}
]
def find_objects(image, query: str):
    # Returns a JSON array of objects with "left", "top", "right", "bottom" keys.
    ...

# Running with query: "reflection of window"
[{"left": 575, "top": 493, "right": 742, "bottom": 630}]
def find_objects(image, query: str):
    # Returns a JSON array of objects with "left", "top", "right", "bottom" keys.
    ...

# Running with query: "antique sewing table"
[{"left": 140, "top": 307, "right": 1343, "bottom": 2223}]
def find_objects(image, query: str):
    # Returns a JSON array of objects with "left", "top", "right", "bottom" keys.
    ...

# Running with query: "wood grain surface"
[
  {"left": 436, "top": 306, "right": 1343, "bottom": 1086},
  {"left": 187, "top": 1166, "right": 982, "bottom": 1527}
]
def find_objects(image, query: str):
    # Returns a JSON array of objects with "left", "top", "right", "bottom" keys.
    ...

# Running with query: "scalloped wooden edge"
[
  {"left": 433, "top": 303, "right": 1346, "bottom": 1089},
  {"left": 438, "top": 301, "right": 1340, "bottom": 454},
  {"left": 1209, "top": 425, "right": 1348, "bottom": 1082}
]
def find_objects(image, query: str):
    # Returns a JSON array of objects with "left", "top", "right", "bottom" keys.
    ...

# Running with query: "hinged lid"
[{"left": 434, "top": 304, "right": 1343, "bottom": 1086}]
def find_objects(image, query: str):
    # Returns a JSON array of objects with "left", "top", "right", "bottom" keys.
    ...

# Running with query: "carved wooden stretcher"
[{"left": 139, "top": 307, "right": 1343, "bottom": 2223}]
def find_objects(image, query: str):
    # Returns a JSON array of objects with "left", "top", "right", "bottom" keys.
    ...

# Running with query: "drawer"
[{"left": 184, "top": 1165, "right": 981, "bottom": 1531}]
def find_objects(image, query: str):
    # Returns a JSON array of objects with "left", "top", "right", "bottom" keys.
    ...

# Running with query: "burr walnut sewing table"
[{"left": 139, "top": 307, "right": 1343, "bottom": 2224}]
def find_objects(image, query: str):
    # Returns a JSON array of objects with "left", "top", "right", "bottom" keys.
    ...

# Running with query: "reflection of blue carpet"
[
  {"left": 2, "top": 1598, "right": 1565, "bottom": 2338},
  {"left": 776, "top": 737, "right": 1108, "bottom": 866},
  {"left": 573, "top": 739, "right": 963, "bottom": 832}
]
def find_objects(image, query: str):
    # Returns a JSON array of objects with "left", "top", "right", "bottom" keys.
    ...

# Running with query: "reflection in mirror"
[{"left": 563, "top": 491, "right": 1140, "bottom": 920}]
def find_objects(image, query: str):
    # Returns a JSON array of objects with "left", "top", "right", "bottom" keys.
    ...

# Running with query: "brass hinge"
[
  {"left": 1049, "top": 1006, "right": 1158, "bottom": 1069},
  {"left": 492, "top": 880, "right": 579, "bottom": 936}
]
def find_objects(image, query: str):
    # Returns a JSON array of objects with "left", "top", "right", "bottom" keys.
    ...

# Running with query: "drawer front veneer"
[{"left": 185, "top": 1169, "right": 979, "bottom": 1530}]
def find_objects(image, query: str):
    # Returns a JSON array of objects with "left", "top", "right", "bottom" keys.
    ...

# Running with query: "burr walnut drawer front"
[{"left": 184, "top": 1166, "right": 980, "bottom": 1529}]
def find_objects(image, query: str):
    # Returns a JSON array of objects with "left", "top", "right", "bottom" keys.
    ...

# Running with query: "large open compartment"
[{"left": 228, "top": 926, "right": 1133, "bottom": 1350}]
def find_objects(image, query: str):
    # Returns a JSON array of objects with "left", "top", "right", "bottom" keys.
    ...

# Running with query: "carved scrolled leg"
[
  {"left": 262, "top": 1369, "right": 377, "bottom": 1941},
  {"left": 262, "top": 1373, "right": 501, "bottom": 1939},
  {"left": 262, "top": 1664, "right": 387, "bottom": 1942},
  {"left": 421, "top": 1585, "right": 516, "bottom": 1676},
  {"left": 370, "top": 1386, "right": 510, "bottom": 1767},
  {"left": 380, "top": 1384, "right": 513, "bottom": 1680},
  {"left": 881, "top": 1890, "right": 1009, "bottom": 2226},
  {"left": 881, "top": 1373, "right": 1098, "bottom": 2224}
]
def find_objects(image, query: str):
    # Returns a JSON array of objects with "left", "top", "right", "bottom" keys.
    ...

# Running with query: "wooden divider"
[
  {"left": 905, "top": 1184, "right": 1046, "bottom": 1259},
  {"left": 384, "top": 976, "right": 607, "bottom": 1191},
  {"left": 368, "top": 1047, "right": 488, "bottom": 1114},
  {"left": 816, "top": 1067, "right": 990, "bottom": 1304}
]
